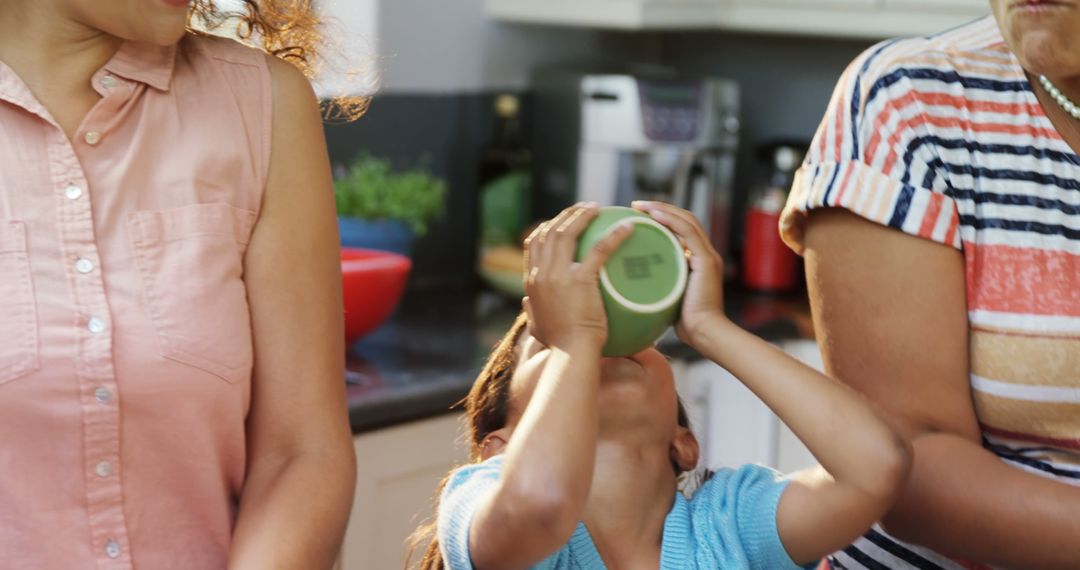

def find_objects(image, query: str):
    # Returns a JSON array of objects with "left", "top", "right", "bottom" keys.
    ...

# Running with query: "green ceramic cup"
[{"left": 576, "top": 206, "right": 688, "bottom": 357}]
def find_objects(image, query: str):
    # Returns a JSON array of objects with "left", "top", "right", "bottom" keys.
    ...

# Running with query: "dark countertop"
[{"left": 347, "top": 286, "right": 814, "bottom": 434}]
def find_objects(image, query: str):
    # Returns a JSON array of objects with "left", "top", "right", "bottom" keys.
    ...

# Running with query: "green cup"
[{"left": 576, "top": 206, "right": 688, "bottom": 357}]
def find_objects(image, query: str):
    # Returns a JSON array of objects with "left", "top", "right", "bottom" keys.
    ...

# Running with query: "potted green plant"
[{"left": 334, "top": 154, "right": 447, "bottom": 255}]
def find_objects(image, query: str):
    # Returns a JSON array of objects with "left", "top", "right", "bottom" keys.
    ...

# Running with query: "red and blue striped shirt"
[{"left": 783, "top": 15, "right": 1080, "bottom": 570}]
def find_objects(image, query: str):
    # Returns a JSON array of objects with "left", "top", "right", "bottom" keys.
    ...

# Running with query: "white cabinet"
[
  {"left": 774, "top": 339, "right": 823, "bottom": 474},
  {"left": 314, "top": 0, "right": 378, "bottom": 98},
  {"left": 720, "top": 0, "right": 988, "bottom": 39},
  {"left": 486, "top": 0, "right": 721, "bottom": 31},
  {"left": 486, "top": 0, "right": 990, "bottom": 39},
  {"left": 341, "top": 414, "right": 470, "bottom": 570},
  {"left": 750, "top": 0, "right": 877, "bottom": 8},
  {"left": 678, "top": 339, "right": 821, "bottom": 475},
  {"left": 886, "top": 0, "right": 986, "bottom": 13},
  {"left": 682, "top": 359, "right": 776, "bottom": 469}
]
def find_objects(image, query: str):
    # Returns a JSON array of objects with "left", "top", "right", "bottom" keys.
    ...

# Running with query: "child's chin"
[
  {"left": 598, "top": 381, "right": 660, "bottom": 422},
  {"left": 599, "top": 356, "right": 647, "bottom": 383},
  {"left": 597, "top": 406, "right": 664, "bottom": 439}
]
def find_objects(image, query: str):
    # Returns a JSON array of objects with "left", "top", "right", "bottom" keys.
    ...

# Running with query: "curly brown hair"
[{"left": 188, "top": 0, "right": 370, "bottom": 121}]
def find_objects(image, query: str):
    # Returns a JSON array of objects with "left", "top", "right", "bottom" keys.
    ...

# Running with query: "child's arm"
[
  {"left": 634, "top": 201, "right": 912, "bottom": 566},
  {"left": 468, "top": 204, "right": 633, "bottom": 569}
]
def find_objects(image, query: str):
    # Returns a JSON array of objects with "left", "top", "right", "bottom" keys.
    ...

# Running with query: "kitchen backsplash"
[
  {"left": 663, "top": 30, "right": 873, "bottom": 203},
  {"left": 324, "top": 31, "right": 874, "bottom": 289},
  {"left": 324, "top": 92, "right": 513, "bottom": 290}
]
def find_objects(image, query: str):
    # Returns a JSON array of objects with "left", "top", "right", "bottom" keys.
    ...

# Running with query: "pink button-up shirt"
[{"left": 0, "top": 35, "right": 271, "bottom": 569}]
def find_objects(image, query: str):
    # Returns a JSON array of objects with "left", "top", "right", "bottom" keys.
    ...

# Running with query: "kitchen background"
[
  {"left": 319, "top": 1, "right": 990, "bottom": 568},
  {"left": 322, "top": 0, "right": 890, "bottom": 288}
]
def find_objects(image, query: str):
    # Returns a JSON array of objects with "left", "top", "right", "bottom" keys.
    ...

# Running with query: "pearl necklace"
[{"left": 1038, "top": 75, "right": 1080, "bottom": 121}]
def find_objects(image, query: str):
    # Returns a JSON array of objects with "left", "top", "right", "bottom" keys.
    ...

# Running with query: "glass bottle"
[
  {"left": 477, "top": 94, "right": 532, "bottom": 296},
  {"left": 742, "top": 144, "right": 803, "bottom": 292}
]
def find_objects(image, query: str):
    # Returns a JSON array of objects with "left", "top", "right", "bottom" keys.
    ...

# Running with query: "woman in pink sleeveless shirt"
[{"left": 0, "top": 1, "right": 356, "bottom": 568}]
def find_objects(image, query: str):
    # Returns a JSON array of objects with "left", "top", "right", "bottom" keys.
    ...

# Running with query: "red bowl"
[{"left": 341, "top": 248, "right": 412, "bottom": 344}]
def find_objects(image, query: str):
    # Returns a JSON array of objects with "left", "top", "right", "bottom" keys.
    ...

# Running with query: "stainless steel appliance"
[{"left": 530, "top": 68, "right": 740, "bottom": 257}]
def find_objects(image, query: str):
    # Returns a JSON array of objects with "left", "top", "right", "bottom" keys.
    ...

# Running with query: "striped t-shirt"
[{"left": 781, "top": 16, "right": 1080, "bottom": 570}]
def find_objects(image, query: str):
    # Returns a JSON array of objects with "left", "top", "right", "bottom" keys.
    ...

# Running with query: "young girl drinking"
[{"left": 413, "top": 201, "right": 912, "bottom": 569}]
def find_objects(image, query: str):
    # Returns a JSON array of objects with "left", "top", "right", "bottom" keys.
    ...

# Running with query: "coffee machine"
[{"left": 530, "top": 68, "right": 740, "bottom": 258}]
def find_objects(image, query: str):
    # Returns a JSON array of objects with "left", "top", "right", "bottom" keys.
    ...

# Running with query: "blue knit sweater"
[{"left": 437, "top": 456, "right": 817, "bottom": 569}]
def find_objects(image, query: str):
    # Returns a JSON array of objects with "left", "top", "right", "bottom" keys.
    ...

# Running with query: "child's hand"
[
  {"left": 631, "top": 201, "right": 728, "bottom": 348},
  {"left": 523, "top": 203, "right": 633, "bottom": 351}
]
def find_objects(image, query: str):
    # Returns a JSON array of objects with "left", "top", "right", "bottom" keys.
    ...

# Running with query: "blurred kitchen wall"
[
  {"left": 318, "top": 0, "right": 872, "bottom": 288},
  {"left": 321, "top": 0, "right": 655, "bottom": 289},
  {"left": 661, "top": 31, "right": 873, "bottom": 245}
]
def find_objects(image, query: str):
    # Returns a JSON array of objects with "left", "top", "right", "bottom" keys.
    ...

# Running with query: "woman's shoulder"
[
  {"left": 179, "top": 33, "right": 270, "bottom": 72},
  {"left": 842, "top": 16, "right": 1017, "bottom": 95},
  {"left": 177, "top": 34, "right": 318, "bottom": 113}
]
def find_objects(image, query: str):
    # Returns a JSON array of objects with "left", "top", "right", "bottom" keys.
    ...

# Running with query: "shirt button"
[
  {"left": 64, "top": 185, "right": 84, "bottom": 200},
  {"left": 75, "top": 258, "right": 95, "bottom": 274},
  {"left": 95, "top": 387, "right": 112, "bottom": 404},
  {"left": 104, "top": 540, "right": 121, "bottom": 559},
  {"left": 100, "top": 75, "right": 117, "bottom": 90},
  {"left": 95, "top": 460, "right": 112, "bottom": 478},
  {"left": 87, "top": 317, "right": 106, "bottom": 334},
  {"left": 84, "top": 131, "right": 101, "bottom": 145}
]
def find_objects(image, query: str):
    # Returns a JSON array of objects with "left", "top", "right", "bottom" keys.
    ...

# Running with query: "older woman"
[{"left": 782, "top": 2, "right": 1080, "bottom": 569}]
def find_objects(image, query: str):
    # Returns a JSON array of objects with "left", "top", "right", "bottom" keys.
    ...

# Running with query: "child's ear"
[
  {"left": 480, "top": 429, "right": 510, "bottom": 460},
  {"left": 670, "top": 427, "right": 700, "bottom": 472}
]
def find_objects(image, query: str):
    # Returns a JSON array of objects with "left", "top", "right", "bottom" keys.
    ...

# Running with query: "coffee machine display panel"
[{"left": 532, "top": 69, "right": 740, "bottom": 259}]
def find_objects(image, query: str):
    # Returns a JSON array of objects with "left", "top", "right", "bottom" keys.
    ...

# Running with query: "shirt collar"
[{"left": 103, "top": 40, "right": 177, "bottom": 92}]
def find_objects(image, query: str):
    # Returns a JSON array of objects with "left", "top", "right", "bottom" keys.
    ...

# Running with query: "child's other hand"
[
  {"left": 523, "top": 203, "right": 633, "bottom": 351},
  {"left": 631, "top": 201, "right": 728, "bottom": 348}
]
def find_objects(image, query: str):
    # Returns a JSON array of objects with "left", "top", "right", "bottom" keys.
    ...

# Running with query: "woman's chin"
[{"left": 1009, "top": 25, "right": 1080, "bottom": 77}]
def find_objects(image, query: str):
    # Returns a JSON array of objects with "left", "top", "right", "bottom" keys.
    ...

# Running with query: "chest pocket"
[
  {"left": 0, "top": 220, "right": 39, "bottom": 385},
  {"left": 129, "top": 203, "right": 256, "bottom": 383}
]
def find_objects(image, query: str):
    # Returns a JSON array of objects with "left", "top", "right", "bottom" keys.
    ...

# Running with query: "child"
[{"left": 413, "top": 201, "right": 911, "bottom": 569}]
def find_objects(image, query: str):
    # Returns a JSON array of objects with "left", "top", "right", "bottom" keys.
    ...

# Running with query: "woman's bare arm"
[
  {"left": 804, "top": 208, "right": 1080, "bottom": 569},
  {"left": 227, "top": 56, "right": 356, "bottom": 570}
]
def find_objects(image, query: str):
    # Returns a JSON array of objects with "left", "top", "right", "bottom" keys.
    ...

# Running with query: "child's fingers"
[
  {"left": 526, "top": 206, "right": 579, "bottom": 279},
  {"left": 639, "top": 201, "right": 711, "bottom": 246},
  {"left": 579, "top": 221, "right": 634, "bottom": 277},
  {"left": 632, "top": 201, "right": 714, "bottom": 260},
  {"left": 524, "top": 221, "right": 545, "bottom": 282},
  {"left": 523, "top": 215, "right": 552, "bottom": 268},
  {"left": 522, "top": 296, "right": 535, "bottom": 325},
  {"left": 550, "top": 204, "right": 599, "bottom": 264},
  {"left": 537, "top": 206, "right": 582, "bottom": 275}
]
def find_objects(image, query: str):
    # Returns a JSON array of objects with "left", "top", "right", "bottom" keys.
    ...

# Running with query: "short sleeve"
[
  {"left": 692, "top": 465, "right": 814, "bottom": 570},
  {"left": 437, "top": 457, "right": 504, "bottom": 570},
  {"left": 436, "top": 456, "right": 581, "bottom": 570},
  {"left": 781, "top": 40, "right": 962, "bottom": 254}
]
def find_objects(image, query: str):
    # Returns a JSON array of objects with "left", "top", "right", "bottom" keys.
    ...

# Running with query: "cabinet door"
[
  {"left": 736, "top": 0, "right": 879, "bottom": 8},
  {"left": 685, "top": 360, "right": 778, "bottom": 470},
  {"left": 679, "top": 341, "right": 825, "bottom": 476},
  {"left": 775, "top": 340, "right": 823, "bottom": 474},
  {"left": 343, "top": 414, "right": 470, "bottom": 570},
  {"left": 885, "top": 0, "right": 988, "bottom": 14}
]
